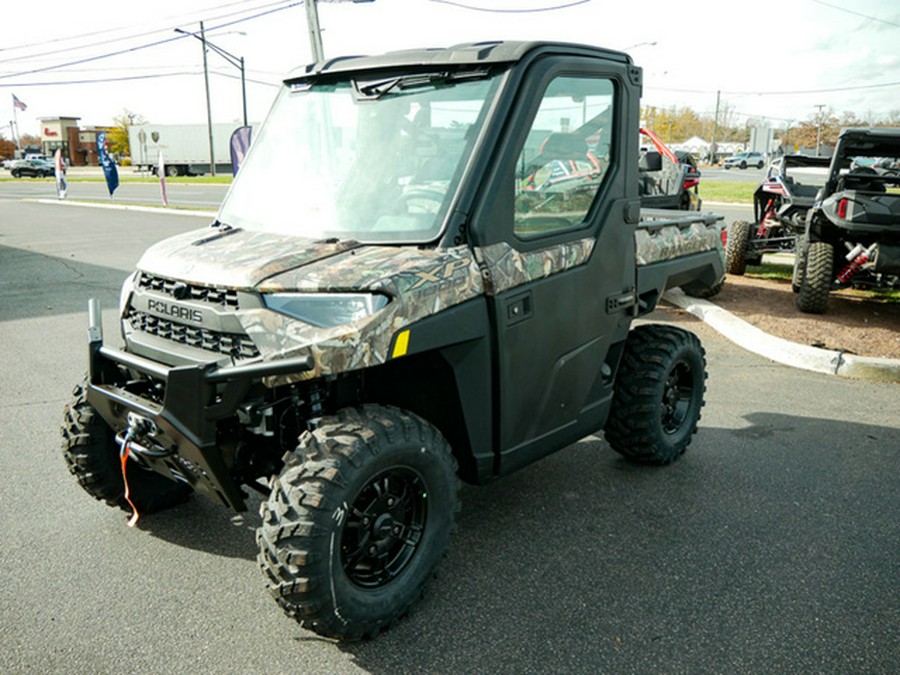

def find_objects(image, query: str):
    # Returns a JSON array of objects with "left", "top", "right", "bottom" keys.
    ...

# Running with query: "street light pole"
[
  {"left": 176, "top": 24, "right": 252, "bottom": 173},
  {"left": 200, "top": 21, "right": 216, "bottom": 176},
  {"left": 814, "top": 104, "right": 825, "bottom": 157}
]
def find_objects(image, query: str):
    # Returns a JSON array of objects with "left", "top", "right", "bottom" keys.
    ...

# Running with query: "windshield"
[{"left": 219, "top": 71, "right": 501, "bottom": 243}]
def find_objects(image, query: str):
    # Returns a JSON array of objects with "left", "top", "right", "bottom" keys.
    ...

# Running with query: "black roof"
[
  {"left": 286, "top": 41, "right": 632, "bottom": 80},
  {"left": 836, "top": 127, "right": 900, "bottom": 158}
]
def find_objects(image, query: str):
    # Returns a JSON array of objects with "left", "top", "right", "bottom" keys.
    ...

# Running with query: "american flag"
[{"left": 12, "top": 94, "right": 27, "bottom": 111}]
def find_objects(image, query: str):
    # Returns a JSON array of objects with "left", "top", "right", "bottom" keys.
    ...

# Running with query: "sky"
[{"left": 2, "top": 0, "right": 899, "bottom": 140}]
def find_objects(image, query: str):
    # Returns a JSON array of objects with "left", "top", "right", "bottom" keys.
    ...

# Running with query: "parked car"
[
  {"left": 723, "top": 151, "right": 765, "bottom": 170},
  {"left": 10, "top": 159, "right": 55, "bottom": 178}
]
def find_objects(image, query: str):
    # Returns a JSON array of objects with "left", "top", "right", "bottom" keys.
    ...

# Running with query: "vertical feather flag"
[
  {"left": 96, "top": 131, "right": 119, "bottom": 196},
  {"left": 230, "top": 126, "right": 252, "bottom": 176},
  {"left": 158, "top": 150, "right": 168, "bottom": 207},
  {"left": 54, "top": 149, "right": 67, "bottom": 199}
]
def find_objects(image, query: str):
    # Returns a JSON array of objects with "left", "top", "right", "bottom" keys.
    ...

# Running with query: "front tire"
[
  {"left": 61, "top": 380, "right": 192, "bottom": 513},
  {"left": 605, "top": 325, "right": 707, "bottom": 465},
  {"left": 725, "top": 220, "right": 752, "bottom": 275},
  {"left": 257, "top": 405, "right": 459, "bottom": 641},
  {"left": 792, "top": 235, "right": 808, "bottom": 293},
  {"left": 796, "top": 241, "right": 833, "bottom": 314}
]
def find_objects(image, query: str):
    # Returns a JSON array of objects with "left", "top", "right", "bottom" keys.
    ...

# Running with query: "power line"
[
  {"left": 0, "top": 0, "right": 271, "bottom": 57},
  {"left": 0, "top": 69, "right": 279, "bottom": 88},
  {"left": 0, "top": 2, "right": 300, "bottom": 80},
  {"left": 811, "top": 0, "right": 900, "bottom": 29},
  {"left": 428, "top": 0, "right": 591, "bottom": 13},
  {"left": 649, "top": 80, "right": 900, "bottom": 97}
]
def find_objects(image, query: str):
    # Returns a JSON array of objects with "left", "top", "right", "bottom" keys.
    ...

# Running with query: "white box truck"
[{"left": 129, "top": 123, "right": 249, "bottom": 176}]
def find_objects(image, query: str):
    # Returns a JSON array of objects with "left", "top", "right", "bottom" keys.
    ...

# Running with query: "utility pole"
[
  {"left": 306, "top": 0, "right": 324, "bottom": 62},
  {"left": 710, "top": 90, "right": 720, "bottom": 166},
  {"left": 304, "top": 1, "right": 375, "bottom": 63},
  {"left": 814, "top": 104, "right": 825, "bottom": 157},
  {"left": 200, "top": 21, "right": 216, "bottom": 176}
]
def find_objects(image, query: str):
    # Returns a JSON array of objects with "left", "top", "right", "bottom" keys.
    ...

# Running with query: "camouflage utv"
[{"left": 62, "top": 41, "right": 724, "bottom": 640}]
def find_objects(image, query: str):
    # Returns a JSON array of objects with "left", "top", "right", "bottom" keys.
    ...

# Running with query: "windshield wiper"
[
  {"left": 193, "top": 222, "right": 243, "bottom": 246},
  {"left": 354, "top": 69, "right": 491, "bottom": 100}
]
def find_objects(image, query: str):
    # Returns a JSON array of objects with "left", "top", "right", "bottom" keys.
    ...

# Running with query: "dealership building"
[{"left": 39, "top": 117, "right": 114, "bottom": 165}]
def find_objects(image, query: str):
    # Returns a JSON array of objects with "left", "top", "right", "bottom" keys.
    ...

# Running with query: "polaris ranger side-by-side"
[{"left": 62, "top": 42, "right": 724, "bottom": 640}]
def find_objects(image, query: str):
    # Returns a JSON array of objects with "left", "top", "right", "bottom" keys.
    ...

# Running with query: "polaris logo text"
[{"left": 147, "top": 299, "right": 203, "bottom": 323}]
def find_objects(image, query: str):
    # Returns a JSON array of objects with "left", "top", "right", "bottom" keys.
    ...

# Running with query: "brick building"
[{"left": 39, "top": 117, "right": 114, "bottom": 165}]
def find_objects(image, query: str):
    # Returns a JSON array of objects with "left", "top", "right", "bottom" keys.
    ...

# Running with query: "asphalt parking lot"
[{"left": 1, "top": 197, "right": 898, "bottom": 674}]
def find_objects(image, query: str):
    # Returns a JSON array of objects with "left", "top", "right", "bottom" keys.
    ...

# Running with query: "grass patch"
[
  {"left": 699, "top": 180, "right": 755, "bottom": 204},
  {"left": 745, "top": 259, "right": 900, "bottom": 302},
  {"left": 0, "top": 175, "right": 233, "bottom": 185},
  {"left": 745, "top": 261, "right": 793, "bottom": 282}
]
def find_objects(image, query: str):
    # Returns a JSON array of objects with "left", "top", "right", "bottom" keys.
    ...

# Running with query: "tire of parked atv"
[
  {"left": 257, "top": 405, "right": 460, "bottom": 641},
  {"left": 680, "top": 278, "right": 724, "bottom": 298},
  {"left": 604, "top": 325, "right": 707, "bottom": 465},
  {"left": 61, "top": 380, "right": 192, "bottom": 513},
  {"left": 796, "top": 240, "right": 833, "bottom": 314},
  {"left": 725, "top": 220, "right": 752, "bottom": 275},
  {"left": 791, "top": 235, "right": 808, "bottom": 293}
]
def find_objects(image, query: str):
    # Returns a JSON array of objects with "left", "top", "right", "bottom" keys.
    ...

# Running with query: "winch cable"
[{"left": 117, "top": 428, "right": 140, "bottom": 528}]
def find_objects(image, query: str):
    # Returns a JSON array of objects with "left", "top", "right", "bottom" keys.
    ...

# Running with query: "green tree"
[{"left": 107, "top": 109, "right": 146, "bottom": 159}]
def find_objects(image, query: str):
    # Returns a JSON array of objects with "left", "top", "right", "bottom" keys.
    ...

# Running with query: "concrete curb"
[
  {"left": 28, "top": 198, "right": 215, "bottom": 218},
  {"left": 663, "top": 288, "right": 900, "bottom": 384}
]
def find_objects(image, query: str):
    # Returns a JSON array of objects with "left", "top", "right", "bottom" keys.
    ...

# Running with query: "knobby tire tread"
[
  {"left": 257, "top": 404, "right": 459, "bottom": 641},
  {"left": 604, "top": 325, "right": 706, "bottom": 465}
]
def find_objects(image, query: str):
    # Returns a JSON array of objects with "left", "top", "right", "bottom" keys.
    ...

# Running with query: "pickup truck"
[{"left": 62, "top": 41, "right": 724, "bottom": 640}]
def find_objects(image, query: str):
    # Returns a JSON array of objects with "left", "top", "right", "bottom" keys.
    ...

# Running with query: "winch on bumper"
[{"left": 85, "top": 298, "right": 313, "bottom": 511}]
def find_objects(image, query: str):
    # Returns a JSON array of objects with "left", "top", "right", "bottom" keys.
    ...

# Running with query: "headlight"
[
  {"left": 119, "top": 271, "right": 138, "bottom": 316},
  {"left": 263, "top": 293, "right": 389, "bottom": 328}
]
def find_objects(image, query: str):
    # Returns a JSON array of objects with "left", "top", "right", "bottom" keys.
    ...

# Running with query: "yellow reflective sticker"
[{"left": 392, "top": 330, "right": 410, "bottom": 358}]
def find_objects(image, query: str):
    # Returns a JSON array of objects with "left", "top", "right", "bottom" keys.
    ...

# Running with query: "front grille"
[
  {"left": 127, "top": 310, "right": 260, "bottom": 360},
  {"left": 138, "top": 274, "right": 240, "bottom": 308}
]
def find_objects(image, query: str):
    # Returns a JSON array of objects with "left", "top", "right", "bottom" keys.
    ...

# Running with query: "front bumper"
[{"left": 85, "top": 299, "right": 313, "bottom": 511}]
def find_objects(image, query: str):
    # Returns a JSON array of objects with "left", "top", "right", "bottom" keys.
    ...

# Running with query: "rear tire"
[
  {"left": 605, "top": 325, "right": 707, "bottom": 465},
  {"left": 796, "top": 241, "right": 833, "bottom": 314},
  {"left": 257, "top": 405, "right": 459, "bottom": 641},
  {"left": 61, "top": 380, "right": 192, "bottom": 513},
  {"left": 725, "top": 220, "right": 752, "bottom": 275},
  {"left": 681, "top": 278, "right": 724, "bottom": 298},
  {"left": 791, "top": 235, "right": 808, "bottom": 293}
]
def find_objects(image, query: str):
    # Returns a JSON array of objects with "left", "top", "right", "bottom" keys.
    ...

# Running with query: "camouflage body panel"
[
  {"left": 475, "top": 237, "right": 596, "bottom": 295},
  {"left": 238, "top": 245, "right": 484, "bottom": 385},
  {"left": 635, "top": 214, "right": 723, "bottom": 266},
  {"left": 136, "top": 227, "right": 360, "bottom": 288}
]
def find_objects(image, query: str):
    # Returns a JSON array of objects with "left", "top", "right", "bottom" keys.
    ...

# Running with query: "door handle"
[{"left": 506, "top": 291, "right": 532, "bottom": 326}]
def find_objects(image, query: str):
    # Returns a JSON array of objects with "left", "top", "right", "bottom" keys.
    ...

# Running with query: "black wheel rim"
[
  {"left": 341, "top": 466, "right": 427, "bottom": 589},
  {"left": 660, "top": 361, "right": 693, "bottom": 435}
]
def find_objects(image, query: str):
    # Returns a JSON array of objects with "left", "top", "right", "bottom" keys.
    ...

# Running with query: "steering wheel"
[{"left": 399, "top": 188, "right": 445, "bottom": 214}]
